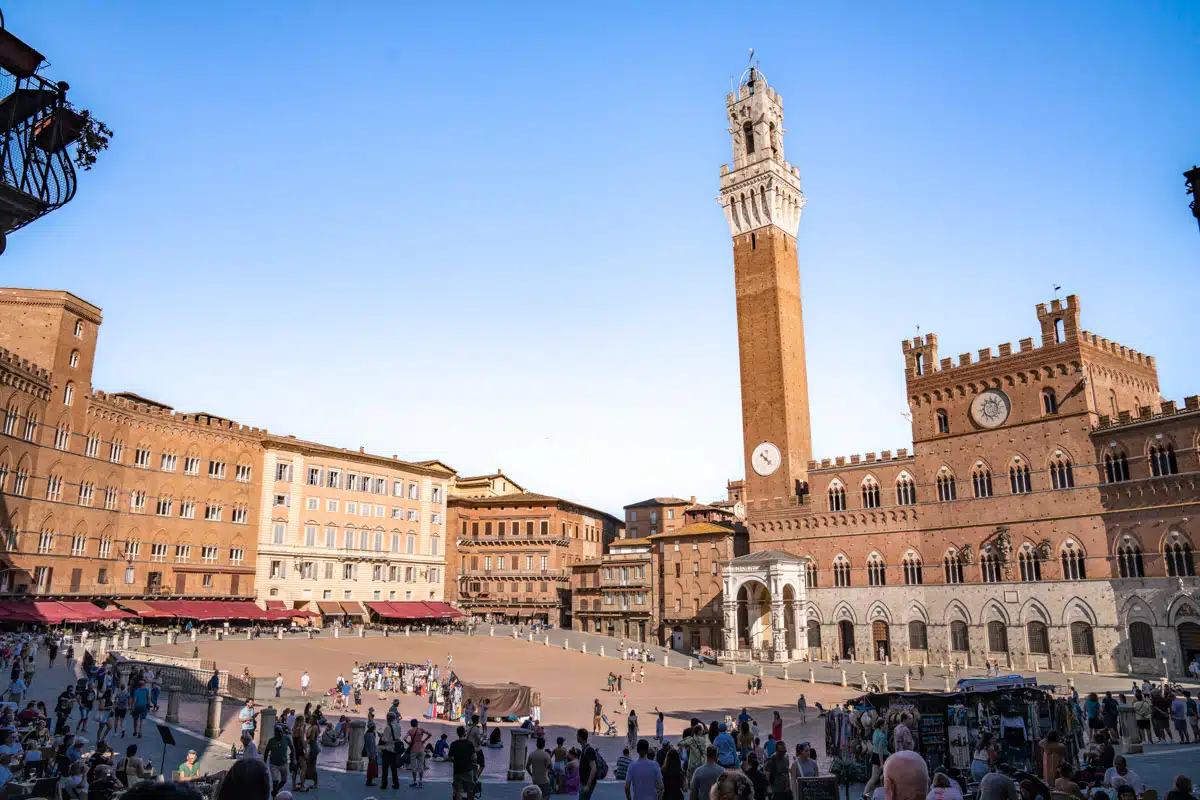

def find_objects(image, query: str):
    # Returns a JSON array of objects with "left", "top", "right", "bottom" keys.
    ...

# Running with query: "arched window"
[
  {"left": 1009, "top": 459, "right": 1032, "bottom": 494},
  {"left": 1104, "top": 452, "right": 1131, "bottom": 483},
  {"left": 1070, "top": 621, "right": 1095, "bottom": 656},
  {"left": 867, "top": 553, "right": 886, "bottom": 586},
  {"left": 69, "top": 350, "right": 79, "bottom": 368},
  {"left": 743, "top": 121, "right": 755, "bottom": 155},
  {"left": 1150, "top": 444, "right": 1179, "bottom": 477},
  {"left": 914, "top": 352, "right": 924, "bottom": 376},
  {"left": 895, "top": 474, "right": 916, "bottom": 506},
  {"left": 1054, "top": 318, "right": 1065, "bottom": 342},
  {"left": 937, "top": 470, "right": 957, "bottom": 502},
  {"left": 980, "top": 547, "right": 1003, "bottom": 583},
  {"left": 833, "top": 555, "right": 851, "bottom": 588},
  {"left": 1018, "top": 545, "right": 1042, "bottom": 582},
  {"left": 1116, "top": 541, "right": 1144, "bottom": 578},
  {"left": 908, "top": 620, "right": 928, "bottom": 650},
  {"left": 1129, "top": 621, "right": 1155, "bottom": 658},
  {"left": 972, "top": 467, "right": 993, "bottom": 498},
  {"left": 1026, "top": 621, "right": 1050, "bottom": 654},
  {"left": 1042, "top": 389, "right": 1058, "bottom": 415},
  {"left": 1050, "top": 456, "right": 1074, "bottom": 490},
  {"left": 1060, "top": 542, "right": 1086, "bottom": 580},
  {"left": 950, "top": 621, "right": 970, "bottom": 652},
  {"left": 861, "top": 478, "right": 881, "bottom": 509},
  {"left": 943, "top": 550, "right": 964, "bottom": 584},
  {"left": 827, "top": 481, "right": 846, "bottom": 512},
  {"left": 63, "top": 383, "right": 74, "bottom": 406},
  {"left": 806, "top": 619, "right": 822, "bottom": 648},
  {"left": 902, "top": 552, "right": 923, "bottom": 585},
  {"left": 804, "top": 560, "right": 818, "bottom": 589},
  {"left": 74, "top": 320, "right": 83, "bottom": 337},
  {"left": 1165, "top": 535, "right": 1195, "bottom": 577},
  {"left": 987, "top": 621, "right": 1009, "bottom": 652},
  {"left": 936, "top": 409, "right": 949, "bottom": 435}
]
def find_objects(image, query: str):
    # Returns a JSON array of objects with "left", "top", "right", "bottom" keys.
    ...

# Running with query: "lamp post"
[{"left": 1186, "top": 166, "right": 1200, "bottom": 234}]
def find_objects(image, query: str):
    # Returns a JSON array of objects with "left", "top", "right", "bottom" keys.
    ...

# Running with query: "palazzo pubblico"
[{"left": 716, "top": 67, "right": 1200, "bottom": 676}]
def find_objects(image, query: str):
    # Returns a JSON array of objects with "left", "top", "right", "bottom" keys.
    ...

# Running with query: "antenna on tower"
[{"left": 1053, "top": 284, "right": 1062, "bottom": 300}]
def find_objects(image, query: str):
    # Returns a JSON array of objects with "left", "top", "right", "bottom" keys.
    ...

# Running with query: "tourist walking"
[
  {"left": 656, "top": 709, "right": 665, "bottom": 743},
  {"left": 625, "top": 739, "right": 664, "bottom": 800},
  {"left": 407, "top": 717, "right": 431, "bottom": 787},
  {"left": 379, "top": 711, "right": 403, "bottom": 790},
  {"left": 275, "top": 673, "right": 283, "bottom": 698},
  {"left": 300, "top": 671, "right": 309, "bottom": 697},
  {"left": 627, "top": 709, "right": 640, "bottom": 749},
  {"left": 364, "top": 721, "right": 379, "bottom": 786}
]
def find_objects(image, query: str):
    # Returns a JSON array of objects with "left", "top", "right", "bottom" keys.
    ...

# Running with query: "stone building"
[
  {"left": 253, "top": 437, "right": 455, "bottom": 611},
  {"left": 714, "top": 67, "right": 1200, "bottom": 675},
  {"left": 449, "top": 470, "right": 525, "bottom": 499},
  {"left": 570, "top": 537, "right": 656, "bottom": 641},
  {"left": 449, "top": 492, "right": 622, "bottom": 626},
  {"left": 0, "top": 288, "right": 263, "bottom": 601}
]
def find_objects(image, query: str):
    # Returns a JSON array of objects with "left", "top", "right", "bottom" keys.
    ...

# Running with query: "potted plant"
[
  {"left": 33, "top": 103, "right": 112, "bottom": 170},
  {"left": 829, "top": 759, "right": 867, "bottom": 800},
  {"left": 0, "top": 27, "right": 43, "bottom": 78}
]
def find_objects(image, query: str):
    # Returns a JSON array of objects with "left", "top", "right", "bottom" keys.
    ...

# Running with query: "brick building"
[
  {"left": 450, "top": 492, "right": 622, "bottom": 625},
  {"left": 253, "top": 437, "right": 455, "bottom": 613},
  {"left": 0, "top": 288, "right": 263, "bottom": 601},
  {"left": 624, "top": 497, "right": 690, "bottom": 539},
  {"left": 715, "top": 67, "right": 1200, "bottom": 675},
  {"left": 570, "top": 537, "right": 656, "bottom": 641},
  {"left": 653, "top": 522, "right": 748, "bottom": 651}
]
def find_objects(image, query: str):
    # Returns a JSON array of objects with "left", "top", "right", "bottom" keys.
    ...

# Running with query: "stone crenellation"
[
  {"left": 1096, "top": 395, "right": 1200, "bottom": 429},
  {"left": 90, "top": 389, "right": 264, "bottom": 435},
  {"left": 0, "top": 345, "right": 51, "bottom": 382},
  {"left": 809, "top": 448, "right": 913, "bottom": 471}
]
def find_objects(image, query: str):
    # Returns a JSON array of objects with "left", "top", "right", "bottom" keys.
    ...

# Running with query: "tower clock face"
[
  {"left": 970, "top": 389, "right": 1012, "bottom": 428},
  {"left": 751, "top": 442, "right": 782, "bottom": 476}
]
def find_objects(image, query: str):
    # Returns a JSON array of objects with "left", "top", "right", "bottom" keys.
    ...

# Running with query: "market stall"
[{"left": 826, "top": 681, "right": 1078, "bottom": 785}]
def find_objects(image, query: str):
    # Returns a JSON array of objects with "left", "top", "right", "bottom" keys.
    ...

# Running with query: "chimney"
[{"left": 690, "top": 496, "right": 696, "bottom": 505}]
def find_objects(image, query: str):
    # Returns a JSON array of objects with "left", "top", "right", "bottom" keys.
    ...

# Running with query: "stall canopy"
[
  {"left": 366, "top": 601, "right": 464, "bottom": 620},
  {"left": 122, "top": 600, "right": 271, "bottom": 621},
  {"left": 114, "top": 600, "right": 175, "bottom": 619},
  {"left": 0, "top": 600, "right": 127, "bottom": 624},
  {"left": 315, "top": 601, "right": 345, "bottom": 616},
  {"left": 459, "top": 681, "right": 534, "bottom": 718},
  {"left": 264, "top": 600, "right": 287, "bottom": 610}
]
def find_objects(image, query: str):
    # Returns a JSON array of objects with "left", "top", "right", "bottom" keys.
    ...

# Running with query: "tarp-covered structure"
[{"left": 460, "top": 681, "right": 534, "bottom": 718}]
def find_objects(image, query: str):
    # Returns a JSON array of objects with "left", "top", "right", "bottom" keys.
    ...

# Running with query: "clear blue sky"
[{"left": 4, "top": 2, "right": 1197, "bottom": 516}]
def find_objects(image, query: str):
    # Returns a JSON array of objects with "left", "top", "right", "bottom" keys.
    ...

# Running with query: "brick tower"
[{"left": 719, "top": 66, "right": 812, "bottom": 505}]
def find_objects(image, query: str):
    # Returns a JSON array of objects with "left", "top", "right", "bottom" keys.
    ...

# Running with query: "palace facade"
[{"left": 716, "top": 68, "right": 1200, "bottom": 676}]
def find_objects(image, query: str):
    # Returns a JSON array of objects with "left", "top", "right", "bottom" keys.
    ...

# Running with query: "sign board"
[
  {"left": 157, "top": 723, "right": 176, "bottom": 746},
  {"left": 796, "top": 776, "right": 839, "bottom": 800}
]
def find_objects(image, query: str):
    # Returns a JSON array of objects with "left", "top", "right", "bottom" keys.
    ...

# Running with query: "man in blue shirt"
[
  {"left": 131, "top": 681, "right": 151, "bottom": 738},
  {"left": 713, "top": 722, "right": 737, "bottom": 768},
  {"left": 625, "top": 739, "right": 663, "bottom": 800}
]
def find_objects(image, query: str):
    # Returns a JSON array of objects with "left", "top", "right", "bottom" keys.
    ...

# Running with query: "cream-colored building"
[
  {"left": 255, "top": 436, "right": 456, "bottom": 609},
  {"left": 449, "top": 469, "right": 525, "bottom": 499}
]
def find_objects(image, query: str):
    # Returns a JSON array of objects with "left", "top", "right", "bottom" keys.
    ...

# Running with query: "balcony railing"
[{"left": 458, "top": 568, "right": 567, "bottom": 580}]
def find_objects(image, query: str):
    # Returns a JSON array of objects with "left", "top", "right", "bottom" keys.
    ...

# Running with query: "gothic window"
[
  {"left": 937, "top": 471, "right": 957, "bottom": 502},
  {"left": 1116, "top": 541, "right": 1144, "bottom": 578},
  {"left": 980, "top": 547, "right": 1003, "bottom": 583},
  {"left": 743, "top": 121, "right": 755, "bottom": 155},
  {"left": 804, "top": 560, "right": 818, "bottom": 589},
  {"left": 1150, "top": 444, "right": 1178, "bottom": 477},
  {"left": 986, "top": 621, "right": 1009, "bottom": 653},
  {"left": 1042, "top": 389, "right": 1058, "bottom": 415},
  {"left": 972, "top": 467, "right": 993, "bottom": 498},
  {"left": 861, "top": 478, "right": 881, "bottom": 509},
  {"left": 1070, "top": 621, "right": 1095, "bottom": 656},
  {"left": 807, "top": 619, "right": 822, "bottom": 648},
  {"left": 1026, "top": 621, "right": 1050, "bottom": 655},
  {"left": 867, "top": 553, "right": 886, "bottom": 586},
  {"left": 1009, "top": 460, "right": 1032, "bottom": 494},
  {"left": 828, "top": 481, "right": 846, "bottom": 512},
  {"left": 1129, "top": 621, "right": 1155, "bottom": 659},
  {"left": 950, "top": 621, "right": 970, "bottom": 652},
  {"left": 943, "top": 550, "right": 964, "bottom": 584},
  {"left": 1060, "top": 542, "right": 1086, "bottom": 580},
  {"left": 895, "top": 474, "right": 916, "bottom": 506},
  {"left": 833, "top": 555, "right": 851, "bottom": 588},
  {"left": 1018, "top": 545, "right": 1042, "bottom": 582},
  {"left": 902, "top": 552, "right": 923, "bottom": 585},
  {"left": 1104, "top": 452, "right": 1131, "bottom": 483},
  {"left": 1050, "top": 457, "right": 1074, "bottom": 490},
  {"left": 1165, "top": 534, "right": 1195, "bottom": 577},
  {"left": 936, "top": 409, "right": 949, "bottom": 434},
  {"left": 908, "top": 621, "right": 928, "bottom": 650}
]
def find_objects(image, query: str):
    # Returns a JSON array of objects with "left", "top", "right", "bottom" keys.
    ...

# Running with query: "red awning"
[
  {"left": 315, "top": 601, "right": 343, "bottom": 615},
  {"left": 115, "top": 600, "right": 176, "bottom": 619},
  {"left": 264, "top": 600, "right": 287, "bottom": 610},
  {"left": 56, "top": 602, "right": 110, "bottom": 623},
  {"left": 371, "top": 601, "right": 450, "bottom": 620},
  {"left": 0, "top": 601, "right": 68, "bottom": 624},
  {"left": 422, "top": 602, "right": 465, "bottom": 619}
]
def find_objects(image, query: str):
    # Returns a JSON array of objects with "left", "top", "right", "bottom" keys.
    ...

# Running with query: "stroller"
[{"left": 600, "top": 714, "right": 618, "bottom": 736}]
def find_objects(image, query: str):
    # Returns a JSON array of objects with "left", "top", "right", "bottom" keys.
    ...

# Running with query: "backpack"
[{"left": 591, "top": 746, "right": 609, "bottom": 780}]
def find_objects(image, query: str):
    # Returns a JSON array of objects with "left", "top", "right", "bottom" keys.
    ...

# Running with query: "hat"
[{"left": 718, "top": 722, "right": 727, "bottom": 731}]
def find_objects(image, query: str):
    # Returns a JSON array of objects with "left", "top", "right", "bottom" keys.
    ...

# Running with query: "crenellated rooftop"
[
  {"left": 808, "top": 448, "right": 914, "bottom": 472},
  {"left": 90, "top": 389, "right": 265, "bottom": 436},
  {"left": 0, "top": 346, "right": 50, "bottom": 384},
  {"left": 1094, "top": 396, "right": 1200, "bottom": 430}
]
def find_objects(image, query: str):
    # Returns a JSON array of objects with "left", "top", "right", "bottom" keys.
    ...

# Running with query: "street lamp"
[{"left": 1186, "top": 166, "right": 1200, "bottom": 234}]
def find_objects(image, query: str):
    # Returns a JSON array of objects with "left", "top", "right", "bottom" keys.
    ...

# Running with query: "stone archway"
[
  {"left": 872, "top": 621, "right": 891, "bottom": 661},
  {"left": 1179, "top": 622, "right": 1200, "bottom": 666},
  {"left": 839, "top": 620, "right": 855, "bottom": 659},
  {"left": 783, "top": 584, "right": 799, "bottom": 651},
  {"left": 736, "top": 580, "right": 773, "bottom": 650}
]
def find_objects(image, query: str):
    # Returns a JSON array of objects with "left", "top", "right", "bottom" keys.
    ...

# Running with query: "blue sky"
[{"left": 4, "top": 2, "right": 1197, "bottom": 515}]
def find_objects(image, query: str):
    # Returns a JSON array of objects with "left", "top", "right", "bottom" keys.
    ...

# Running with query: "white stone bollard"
[
  {"left": 582, "top": 642, "right": 587, "bottom": 654},
  {"left": 904, "top": 674, "right": 911, "bottom": 691},
  {"left": 664, "top": 653, "right": 669, "bottom": 667},
  {"left": 689, "top": 659, "right": 694, "bottom": 670},
  {"left": 758, "top": 665, "right": 764, "bottom": 678},
  {"left": 861, "top": 670, "right": 867, "bottom": 687},
  {"left": 944, "top": 675, "right": 952, "bottom": 692},
  {"left": 731, "top": 663, "right": 736, "bottom": 675},
  {"left": 489, "top": 626, "right": 494, "bottom": 637},
  {"left": 882, "top": 673, "right": 889, "bottom": 692},
  {"left": 191, "top": 629, "right": 197, "bottom": 642},
  {"left": 841, "top": 670, "right": 847, "bottom": 687},
  {"left": 562, "top": 639, "right": 568, "bottom": 650},
  {"left": 783, "top": 666, "right": 789, "bottom": 680},
  {"left": 246, "top": 630, "right": 252, "bottom": 640},
  {"left": 600, "top": 646, "right": 605, "bottom": 658},
  {"left": 425, "top": 625, "right": 430, "bottom": 636},
  {"left": 406, "top": 626, "right": 411, "bottom": 636},
  {"left": 809, "top": 669, "right": 815, "bottom": 684},
  {"left": 358, "top": 627, "right": 365, "bottom": 638}
]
